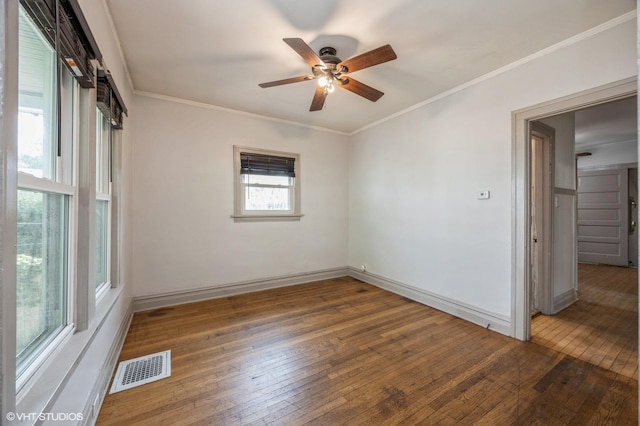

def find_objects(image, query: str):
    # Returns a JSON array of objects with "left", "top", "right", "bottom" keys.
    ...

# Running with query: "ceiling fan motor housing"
[{"left": 318, "top": 46, "right": 342, "bottom": 68}]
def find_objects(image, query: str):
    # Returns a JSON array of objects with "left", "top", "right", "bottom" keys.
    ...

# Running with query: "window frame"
[
  {"left": 9, "top": 0, "right": 128, "bottom": 414},
  {"left": 16, "top": 6, "right": 78, "bottom": 389},
  {"left": 95, "top": 108, "right": 111, "bottom": 296},
  {"left": 232, "top": 146, "right": 302, "bottom": 222}
]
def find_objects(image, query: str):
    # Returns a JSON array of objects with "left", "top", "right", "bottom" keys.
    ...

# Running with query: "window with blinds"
[
  {"left": 233, "top": 147, "right": 301, "bottom": 221},
  {"left": 16, "top": 0, "right": 128, "bottom": 388}
]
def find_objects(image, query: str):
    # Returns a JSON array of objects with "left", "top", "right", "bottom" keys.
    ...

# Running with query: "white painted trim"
[
  {"left": 133, "top": 267, "right": 349, "bottom": 312},
  {"left": 17, "top": 173, "right": 76, "bottom": 195},
  {"left": 552, "top": 289, "right": 578, "bottom": 314},
  {"left": 348, "top": 267, "right": 511, "bottom": 336},
  {"left": 2, "top": 0, "right": 20, "bottom": 416},
  {"left": 134, "top": 266, "right": 512, "bottom": 339},
  {"left": 134, "top": 90, "right": 350, "bottom": 136},
  {"left": 16, "top": 285, "right": 125, "bottom": 419},
  {"left": 16, "top": 324, "right": 75, "bottom": 393},
  {"left": 232, "top": 145, "right": 302, "bottom": 220},
  {"left": 230, "top": 214, "right": 303, "bottom": 222}
]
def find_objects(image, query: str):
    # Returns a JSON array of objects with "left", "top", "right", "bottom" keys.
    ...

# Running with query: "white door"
[{"left": 577, "top": 168, "right": 629, "bottom": 266}]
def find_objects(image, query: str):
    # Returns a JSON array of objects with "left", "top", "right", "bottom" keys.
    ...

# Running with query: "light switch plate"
[{"left": 478, "top": 190, "right": 490, "bottom": 200}]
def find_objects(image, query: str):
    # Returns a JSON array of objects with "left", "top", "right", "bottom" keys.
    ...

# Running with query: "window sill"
[
  {"left": 16, "top": 285, "right": 124, "bottom": 416},
  {"left": 230, "top": 214, "right": 304, "bottom": 223}
]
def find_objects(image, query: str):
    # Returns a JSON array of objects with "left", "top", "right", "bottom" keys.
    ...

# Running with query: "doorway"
[
  {"left": 511, "top": 77, "right": 636, "bottom": 341},
  {"left": 527, "top": 95, "right": 638, "bottom": 375}
]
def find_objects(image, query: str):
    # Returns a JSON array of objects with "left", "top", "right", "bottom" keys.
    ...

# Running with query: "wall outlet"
[
  {"left": 360, "top": 265, "right": 367, "bottom": 273},
  {"left": 478, "top": 190, "right": 490, "bottom": 200}
]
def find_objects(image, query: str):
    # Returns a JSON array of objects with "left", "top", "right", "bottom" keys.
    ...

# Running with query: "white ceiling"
[
  {"left": 104, "top": 0, "right": 635, "bottom": 134},
  {"left": 574, "top": 96, "right": 637, "bottom": 148}
]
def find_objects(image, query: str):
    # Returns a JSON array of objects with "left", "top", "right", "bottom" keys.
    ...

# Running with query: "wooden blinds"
[
  {"left": 21, "top": 0, "right": 128, "bottom": 128},
  {"left": 20, "top": 0, "right": 100, "bottom": 88},
  {"left": 97, "top": 70, "right": 127, "bottom": 129},
  {"left": 240, "top": 153, "right": 296, "bottom": 177}
]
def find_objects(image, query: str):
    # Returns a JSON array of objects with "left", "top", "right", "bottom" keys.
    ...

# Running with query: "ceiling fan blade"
[
  {"left": 338, "top": 44, "right": 397, "bottom": 73},
  {"left": 338, "top": 78, "right": 384, "bottom": 102},
  {"left": 258, "top": 75, "right": 312, "bottom": 88},
  {"left": 310, "top": 85, "right": 327, "bottom": 111},
  {"left": 283, "top": 38, "right": 326, "bottom": 68}
]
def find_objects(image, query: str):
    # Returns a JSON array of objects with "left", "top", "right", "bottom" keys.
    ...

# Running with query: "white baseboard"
[
  {"left": 348, "top": 267, "right": 511, "bottom": 336},
  {"left": 553, "top": 288, "right": 578, "bottom": 314},
  {"left": 133, "top": 266, "right": 511, "bottom": 337},
  {"left": 133, "top": 267, "right": 350, "bottom": 312}
]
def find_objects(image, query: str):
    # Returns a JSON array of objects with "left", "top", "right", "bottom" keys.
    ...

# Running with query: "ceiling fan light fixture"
[
  {"left": 318, "top": 75, "right": 330, "bottom": 88},
  {"left": 318, "top": 74, "right": 336, "bottom": 94},
  {"left": 258, "top": 38, "right": 397, "bottom": 111}
]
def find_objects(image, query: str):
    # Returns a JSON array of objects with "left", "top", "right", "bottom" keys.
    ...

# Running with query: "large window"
[
  {"left": 233, "top": 146, "right": 301, "bottom": 221},
  {"left": 17, "top": 7, "right": 75, "bottom": 379},
  {"left": 14, "top": 0, "right": 127, "bottom": 405}
]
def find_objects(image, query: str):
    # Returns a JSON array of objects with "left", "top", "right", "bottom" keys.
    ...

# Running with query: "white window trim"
[
  {"left": 16, "top": 324, "right": 74, "bottom": 393},
  {"left": 95, "top": 109, "right": 112, "bottom": 295},
  {"left": 17, "top": 173, "right": 76, "bottom": 196},
  {"left": 231, "top": 146, "right": 303, "bottom": 222},
  {"left": 95, "top": 196, "right": 112, "bottom": 296},
  {"left": 15, "top": 65, "right": 78, "bottom": 387}
]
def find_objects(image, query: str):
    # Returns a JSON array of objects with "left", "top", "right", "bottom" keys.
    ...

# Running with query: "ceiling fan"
[{"left": 258, "top": 38, "right": 397, "bottom": 111}]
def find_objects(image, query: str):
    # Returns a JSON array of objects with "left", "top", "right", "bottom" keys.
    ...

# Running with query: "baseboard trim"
[
  {"left": 133, "top": 266, "right": 511, "bottom": 336},
  {"left": 133, "top": 267, "right": 350, "bottom": 312},
  {"left": 553, "top": 288, "right": 578, "bottom": 314},
  {"left": 348, "top": 267, "right": 511, "bottom": 336},
  {"left": 82, "top": 299, "right": 134, "bottom": 425}
]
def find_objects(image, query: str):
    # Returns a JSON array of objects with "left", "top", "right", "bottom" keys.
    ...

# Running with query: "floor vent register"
[{"left": 109, "top": 350, "right": 171, "bottom": 394}]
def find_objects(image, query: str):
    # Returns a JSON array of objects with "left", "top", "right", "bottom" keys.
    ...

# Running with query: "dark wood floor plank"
[{"left": 98, "top": 276, "right": 637, "bottom": 425}]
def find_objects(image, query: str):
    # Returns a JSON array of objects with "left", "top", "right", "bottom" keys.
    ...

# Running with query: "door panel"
[{"left": 577, "top": 168, "right": 629, "bottom": 266}]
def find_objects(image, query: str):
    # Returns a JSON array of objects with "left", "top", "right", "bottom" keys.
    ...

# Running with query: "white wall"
[
  {"left": 540, "top": 114, "right": 576, "bottom": 190},
  {"left": 349, "top": 17, "right": 636, "bottom": 326},
  {"left": 131, "top": 96, "right": 349, "bottom": 298}
]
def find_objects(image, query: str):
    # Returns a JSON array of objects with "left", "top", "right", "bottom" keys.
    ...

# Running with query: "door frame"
[{"left": 511, "top": 77, "right": 636, "bottom": 340}]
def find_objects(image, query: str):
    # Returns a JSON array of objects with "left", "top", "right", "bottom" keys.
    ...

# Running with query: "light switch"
[{"left": 478, "top": 190, "right": 490, "bottom": 200}]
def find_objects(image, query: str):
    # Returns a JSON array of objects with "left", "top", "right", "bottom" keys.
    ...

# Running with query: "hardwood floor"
[
  {"left": 98, "top": 277, "right": 637, "bottom": 425},
  {"left": 531, "top": 263, "right": 638, "bottom": 380}
]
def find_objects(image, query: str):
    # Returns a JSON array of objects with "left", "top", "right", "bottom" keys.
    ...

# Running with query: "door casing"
[{"left": 511, "top": 77, "right": 636, "bottom": 341}]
